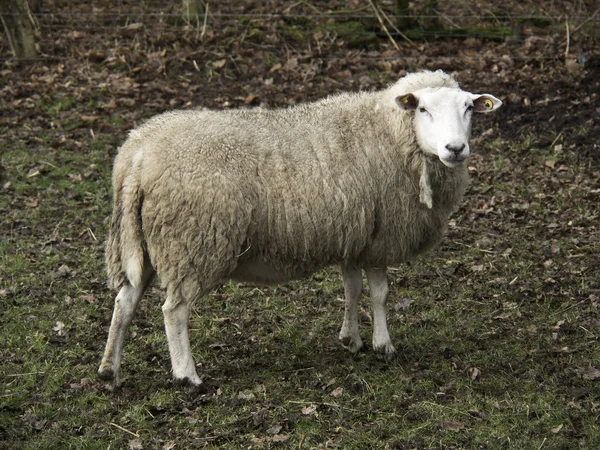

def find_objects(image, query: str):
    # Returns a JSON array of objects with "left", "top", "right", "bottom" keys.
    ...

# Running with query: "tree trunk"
[
  {"left": 0, "top": 0, "right": 37, "bottom": 61},
  {"left": 182, "top": 0, "right": 204, "bottom": 23},
  {"left": 394, "top": 0, "right": 412, "bottom": 30}
]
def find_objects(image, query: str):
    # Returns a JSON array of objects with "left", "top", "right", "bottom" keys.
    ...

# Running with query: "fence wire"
[{"left": 1, "top": 0, "right": 597, "bottom": 64}]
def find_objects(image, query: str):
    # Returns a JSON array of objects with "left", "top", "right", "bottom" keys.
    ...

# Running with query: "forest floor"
[{"left": 1, "top": 0, "right": 599, "bottom": 448}]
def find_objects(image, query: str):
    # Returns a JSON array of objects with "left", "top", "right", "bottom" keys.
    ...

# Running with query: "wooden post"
[{"left": 0, "top": 0, "right": 37, "bottom": 61}]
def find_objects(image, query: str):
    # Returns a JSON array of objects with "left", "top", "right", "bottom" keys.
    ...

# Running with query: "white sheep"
[{"left": 98, "top": 70, "right": 501, "bottom": 387}]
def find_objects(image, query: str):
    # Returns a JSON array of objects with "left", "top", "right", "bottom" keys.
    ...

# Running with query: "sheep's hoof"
[
  {"left": 173, "top": 377, "right": 206, "bottom": 392},
  {"left": 373, "top": 343, "right": 397, "bottom": 362},
  {"left": 340, "top": 336, "right": 363, "bottom": 354},
  {"left": 98, "top": 367, "right": 115, "bottom": 381}
]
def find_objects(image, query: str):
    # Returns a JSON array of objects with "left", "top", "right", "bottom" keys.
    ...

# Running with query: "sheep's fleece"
[{"left": 99, "top": 70, "right": 502, "bottom": 387}]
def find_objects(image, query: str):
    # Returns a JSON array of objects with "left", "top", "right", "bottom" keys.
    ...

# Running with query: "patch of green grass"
[{"left": 2, "top": 122, "right": 600, "bottom": 449}]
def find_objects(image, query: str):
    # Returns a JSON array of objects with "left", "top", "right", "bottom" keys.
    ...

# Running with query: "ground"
[{"left": 1, "top": 0, "right": 599, "bottom": 448}]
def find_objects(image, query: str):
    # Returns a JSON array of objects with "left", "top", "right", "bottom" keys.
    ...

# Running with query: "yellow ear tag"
[{"left": 485, "top": 99, "right": 493, "bottom": 110}]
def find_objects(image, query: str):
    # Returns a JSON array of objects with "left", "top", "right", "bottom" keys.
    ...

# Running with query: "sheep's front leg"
[
  {"left": 162, "top": 295, "right": 202, "bottom": 386},
  {"left": 366, "top": 267, "right": 396, "bottom": 358},
  {"left": 339, "top": 263, "right": 364, "bottom": 353},
  {"left": 98, "top": 267, "right": 154, "bottom": 387}
]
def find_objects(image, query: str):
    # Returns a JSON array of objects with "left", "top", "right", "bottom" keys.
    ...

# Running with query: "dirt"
[{"left": 1, "top": 0, "right": 599, "bottom": 448}]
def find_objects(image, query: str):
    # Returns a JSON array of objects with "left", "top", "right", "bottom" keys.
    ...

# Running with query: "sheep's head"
[{"left": 396, "top": 87, "right": 502, "bottom": 168}]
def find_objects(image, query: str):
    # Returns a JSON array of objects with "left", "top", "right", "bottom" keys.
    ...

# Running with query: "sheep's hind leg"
[
  {"left": 98, "top": 265, "right": 155, "bottom": 387},
  {"left": 162, "top": 289, "right": 202, "bottom": 387},
  {"left": 339, "top": 263, "right": 364, "bottom": 353},
  {"left": 366, "top": 268, "right": 396, "bottom": 359}
]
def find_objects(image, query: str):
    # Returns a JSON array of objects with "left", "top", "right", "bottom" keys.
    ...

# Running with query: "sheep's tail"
[{"left": 106, "top": 150, "right": 146, "bottom": 291}]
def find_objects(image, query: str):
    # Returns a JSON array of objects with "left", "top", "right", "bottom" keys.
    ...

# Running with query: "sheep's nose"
[{"left": 445, "top": 143, "right": 465, "bottom": 155}]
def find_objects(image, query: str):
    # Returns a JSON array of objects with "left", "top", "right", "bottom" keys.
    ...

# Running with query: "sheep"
[{"left": 98, "top": 70, "right": 502, "bottom": 388}]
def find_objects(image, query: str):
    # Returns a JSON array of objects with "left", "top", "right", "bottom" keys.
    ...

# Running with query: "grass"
[{"left": 2, "top": 125, "right": 599, "bottom": 449}]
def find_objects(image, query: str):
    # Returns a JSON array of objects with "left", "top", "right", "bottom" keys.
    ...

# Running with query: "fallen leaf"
[
  {"left": 53, "top": 321, "right": 66, "bottom": 336},
  {"left": 126, "top": 23, "right": 144, "bottom": 31},
  {"left": 301, "top": 404, "right": 317, "bottom": 415},
  {"left": 56, "top": 264, "right": 73, "bottom": 277},
  {"left": 272, "top": 434, "right": 289, "bottom": 442},
  {"left": 129, "top": 438, "right": 143, "bottom": 450},
  {"left": 269, "top": 63, "right": 282, "bottom": 72},
  {"left": 393, "top": 298, "right": 413, "bottom": 311},
  {"left": 440, "top": 421, "right": 464, "bottom": 432},
  {"left": 237, "top": 391, "right": 255, "bottom": 401},
  {"left": 582, "top": 368, "right": 600, "bottom": 380},
  {"left": 213, "top": 59, "right": 227, "bottom": 68},
  {"left": 266, "top": 424, "right": 282, "bottom": 435},
  {"left": 26, "top": 197, "right": 39, "bottom": 208},
  {"left": 551, "top": 424, "right": 563, "bottom": 433},
  {"left": 468, "top": 367, "right": 481, "bottom": 380},
  {"left": 544, "top": 160, "right": 556, "bottom": 169},
  {"left": 27, "top": 167, "right": 43, "bottom": 178},
  {"left": 331, "top": 386, "right": 343, "bottom": 398},
  {"left": 244, "top": 94, "right": 257, "bottom": 104}
]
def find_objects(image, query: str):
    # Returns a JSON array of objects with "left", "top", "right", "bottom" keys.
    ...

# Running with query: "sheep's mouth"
[{"left": 440, "top": 156, "right": 468, "bottom": 167}]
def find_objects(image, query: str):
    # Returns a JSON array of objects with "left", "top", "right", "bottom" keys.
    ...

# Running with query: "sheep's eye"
[
  {"left": 466, "top": 105, "right": 474, "bottom": 112},
  {"left": 418, "top": 107, "right": 428, "bottom": 114}
]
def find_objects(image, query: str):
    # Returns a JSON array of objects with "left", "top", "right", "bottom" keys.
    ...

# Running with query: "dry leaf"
[
  {"left": 213, "top": 59, "right": 227, "bottom": 68},
  {"left": 331, "top": 387, "right": 343, "bottom": 398},
  {"left": 237, "top": 391, "right": 255, "bottom": 401},
  {"left": 266, "top": 424, "right": 282, "bottom": 435},
  {"left": 27, "top": 167, "right": 42, "bottom": 178},
  {"left": 126, "top": 23, "right": 144, "bottom": 31},
  {"left": 582, "top": 368, "right": 600, "bottom": 380},
  {"left": 26, "top": 197, "right": 39, "bottom": 208},
  {"left": 129, "top": 439, "right": 143, "bottom": 450},
  {"left": 272, "top": 434, "right": 289, "bottom": 442},
  {"left": 441, "top": 421, "right": 464, "bottom": 432},
  {"left": 53, "top": 321, "right": 65, "bottom": 336},
  {"left": 551, "top": 424, "right": 563, "bottom": 433},
  {"left": 244, "top": 94, "right": 257, "bottom": 104},
  {"left": 393, "top": 298, "right": 413, "bottom": 311},
  {"left": 468, "top": 367, "right": 481, "bottom": 380},
  {"left": 301, "top": 404, "right": 317, "bottom": 415}
]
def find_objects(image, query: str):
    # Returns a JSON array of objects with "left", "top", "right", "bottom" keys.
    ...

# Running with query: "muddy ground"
[{"left": 1, "top": 0, "right": 599, "bottom": 448}]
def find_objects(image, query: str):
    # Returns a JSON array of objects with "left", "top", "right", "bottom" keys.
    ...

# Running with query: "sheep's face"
[{"left": 396, "top": 87, "right": 502, "bottom": 168}]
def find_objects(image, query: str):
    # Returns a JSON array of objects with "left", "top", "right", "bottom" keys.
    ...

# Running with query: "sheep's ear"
[
  {"left": 395, "top": 93, "right": 418, "bottom": 111},
  {"left": 472, "top": 94, "right": 502, "bottom": 113}
]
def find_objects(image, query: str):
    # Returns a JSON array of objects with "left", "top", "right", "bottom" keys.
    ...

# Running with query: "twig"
[
  {"left": 200, "top": 2, "right": 209, "bottom": 41},
  {"left": 368, "top": 0, "right": 399, "bottom": 50},
  {"left": 7, "top": 371, "right": 45, "bottom": 377},
  {"left": 377, "top": 3, "right": 418, "bottom": 48},
  {"left": 110, "top": 422, "right": 140, "bottom": 437},
  {"left": 564, "top": 18, "right": 570, "bottom": 61},
  {"left": 537, "top": 437, "right": 547, "bottom": 450},
  {"left": 549, "top": 131, "right": 563, "bottom": 148},
  {"left": 561, "top": 8, "right": 600, "bottom": 42}
]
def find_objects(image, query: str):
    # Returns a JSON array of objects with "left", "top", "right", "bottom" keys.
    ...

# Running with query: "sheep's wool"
[{"left": 106, "top": 70, "right": 468, "bottom": 299}]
